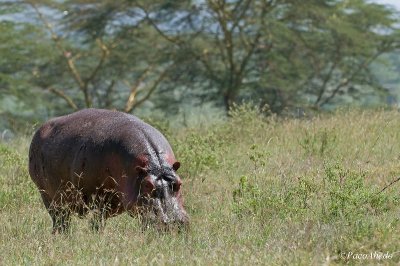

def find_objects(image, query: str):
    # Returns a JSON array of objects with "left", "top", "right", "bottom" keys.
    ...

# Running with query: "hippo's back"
[
  {"left": 28, "top": 109, "right": 174, "bottom": 196},
  {"left": 36, "top": 109, "right": 170, "bottom": 151}
]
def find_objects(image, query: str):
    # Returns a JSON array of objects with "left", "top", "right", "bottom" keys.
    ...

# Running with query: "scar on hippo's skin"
[{"left": 40, "top": 123, "right": 53, "bottom": 138}]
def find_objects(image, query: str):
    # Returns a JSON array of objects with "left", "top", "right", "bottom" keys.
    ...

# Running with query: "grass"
[{"left": 1, "top": 106, "right": 400, "bottom": 265}]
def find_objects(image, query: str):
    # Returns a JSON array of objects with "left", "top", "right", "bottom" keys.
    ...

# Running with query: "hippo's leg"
[
  {"left": 38, "top": 190, "right": 52, "bottom": 210},
  {"left": 38, "top": 190, "right": 70, "bottom": 234},
  {"left": 49, "top": 207, "right": 71, "bottom": 234},
  {"left": 89, "top": 191, "right": 122, "bottom": 232},
  {"left": 44, "top": 190, "right": 72, "bottom": 234},
  {"left": 88, "top": 194, "right": 111, "bottom": 232},
  {"left": 90, "top": 208, "right": 106, "bottom": 232}
]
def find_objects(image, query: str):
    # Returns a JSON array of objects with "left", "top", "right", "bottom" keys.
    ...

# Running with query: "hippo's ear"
[
  {"left": 136, "top": 166, "right": 147, "bottom": 176},
  {"left": 172, "top": 161, "right": 181, "bottom": 171}
]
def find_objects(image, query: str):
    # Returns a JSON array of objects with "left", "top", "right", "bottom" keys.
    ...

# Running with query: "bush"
[
  {"left": 174, "top": 130, "right": 224, "bottom": 178},
  {"left": 232, "top": 150, "right": 395, "bottom": 224},
  {"left": 321, "top": 162, "right": 392, "bottom": 221}
]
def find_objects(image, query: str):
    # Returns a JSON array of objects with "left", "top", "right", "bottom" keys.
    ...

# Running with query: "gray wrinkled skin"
[{"left": 140, "top": 174, "right": 189, "bottom": 230}]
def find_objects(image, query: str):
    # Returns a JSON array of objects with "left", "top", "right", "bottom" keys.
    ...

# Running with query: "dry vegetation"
[{"left": 1, "top": 107, "right": 400, "bottom": 265}]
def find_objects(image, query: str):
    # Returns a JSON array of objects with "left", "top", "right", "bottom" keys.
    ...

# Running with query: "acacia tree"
[
  {"left": 142, "top": 0, "right": 400, "bottom": 112},
  {"left": 0, "top": 3, "right": 59, "bottom": 130},
  {"left": 3, "top": 0, "right": 400, "bottom": 119},
  {"left": 285, "top": 0, "right": 400, "bottom": 109},
  {"left": 138, "top": 0, "right": 274, "bottom": 111},
  {"left": 22, "top": 0, "right": 180, "bottom": 112}
]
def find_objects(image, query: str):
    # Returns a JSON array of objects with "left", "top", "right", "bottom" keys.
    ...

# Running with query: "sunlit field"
[{"left": 1, "top": 107, "right": 400, "bottom": 265}]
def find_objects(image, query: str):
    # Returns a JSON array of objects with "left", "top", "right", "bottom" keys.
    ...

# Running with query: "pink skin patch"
[
  {"left": 39, "top": 123, "right": 54, "bottom": 138},
  {"left": 134, "top": 155, "right": 149, "bottom": 168},
  {"left": 163, "top": 153, "right": 177, "bottom": 167}
]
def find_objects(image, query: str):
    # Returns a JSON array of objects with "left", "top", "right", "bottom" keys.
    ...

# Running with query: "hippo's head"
[{"left": 136, "top": 161, "right": 189, "bottom": 230}]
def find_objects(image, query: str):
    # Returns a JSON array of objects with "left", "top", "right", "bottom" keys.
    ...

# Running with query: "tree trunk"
[{"left": 223, "top": 90, "right": 236, "bottom": 115}]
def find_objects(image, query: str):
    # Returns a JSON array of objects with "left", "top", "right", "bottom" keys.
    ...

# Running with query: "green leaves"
[{"left": 1, "top": 0, "right": 400, "bottom": 131}]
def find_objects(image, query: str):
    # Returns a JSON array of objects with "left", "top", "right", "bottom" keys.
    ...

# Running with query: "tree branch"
[
  {"left": 139, "top": 6, "right": 181, "bottom": 45},
  {"left": 319, "top": 49, "right": 387, "bottom": 107},
  {"left": 124, "top": 66, "right": 153, "bottom": 113},
  {"left": 47, "top": 87, "right": 78, "bottom": 110},
  {"left": 231, "top": 0, "right": 252, "bottom": 31},
  {"left": 130, "top": 64, "right": 174, "bottom": 110},
  {"left": 27, "top": 1, "right": 91, "bottom": 106},
  {"left": 237, "top": 0, "right": 269, "bottom": 84},
  {"left": 85, "top": 38, "right": 110, "bottom": 86},
  {"left": 315, "top": 57, "right": 340, "bottom": 106},
  {"left": 104, "top": 80, "right": 115, "bottom": 108}
]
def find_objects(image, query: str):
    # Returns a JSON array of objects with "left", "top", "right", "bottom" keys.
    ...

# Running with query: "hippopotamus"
[{"left": 28, "top": 108, "right": 188, "bottom": 233}]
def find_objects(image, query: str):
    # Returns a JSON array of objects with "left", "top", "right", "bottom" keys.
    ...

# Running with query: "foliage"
[
  {"left": 174, "top": 129, "right": 224, "bottom": 178},
  {"left": 321, "top": 162, "right": 391, "bottom": 220},
  {"left": 0, "top": 18, "right": 56, "bottom": 129},
  {"left": 1, "top": 0, "right": 400, "bottom": 132},
  {"left": 232, "top": 175, "right": 261, "bottom": 217},
  {"left": 232, "top": 157, "right": 392, "bottom": 222}
]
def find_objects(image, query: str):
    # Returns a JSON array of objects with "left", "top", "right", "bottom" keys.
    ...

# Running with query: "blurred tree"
[
  {"left": 135, "top": 0, "right": 400, "bottom": 112},
  {"left": 286, "top": 0, "right": 400, "bottom": 109},
  {"left": 20, "top": 0, "right": 180, "bottom": 112},
  {"left": 0, "top": 2, "right": 59, "bottom": 131},
  {"left": 1, "top": 0, "right": 399, "bottom": 127}
]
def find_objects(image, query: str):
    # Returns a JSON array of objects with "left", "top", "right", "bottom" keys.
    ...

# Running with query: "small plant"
[
  {"left": 232, "top": 144, "right": 268, "bottom": 217},
  {"left": 248, "top": 144, "right": 268, "bottom": 172},
  {"left": 232, "top": 175, "right": 261, "bottom": 217},
  {"left": 232, "top": 157, "right": 396, "bottom": 224},
  {"left": 299, "top": 128, "right": 337, "bottom": 156},
  {"left": 227, "top": 103, "right": 273, "bottom": 137},
  {"left": 228, "top": 102, "right": 269, "bottom": 122},
  {"left": 0, "top": 142, "right": 34, "bottom": 209}
]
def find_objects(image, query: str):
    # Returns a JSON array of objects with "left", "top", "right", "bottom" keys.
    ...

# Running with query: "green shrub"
[
  {"left": 232, "top": 154, "right": 395, "bottom": 224},
  {"left": 174, "top": 130, "right": 224, "bottom": 178},
  {"left": 0, "top": 144, "right": 24, "bottom": 167},
  {"left": 321, "top": 162, "right": 391, "bottom": 221},
  {"left": 232, "top": 175, "right": 261, "bottom": 217}
]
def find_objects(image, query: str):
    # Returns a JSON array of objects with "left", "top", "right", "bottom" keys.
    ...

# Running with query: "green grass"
[{"left": 1, "top": 107, "right": 400, "bottom": 265}]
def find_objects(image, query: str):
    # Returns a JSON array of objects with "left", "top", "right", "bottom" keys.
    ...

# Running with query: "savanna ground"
[{"left": 1, "top": 106, "right": 400, "bottom": 265}]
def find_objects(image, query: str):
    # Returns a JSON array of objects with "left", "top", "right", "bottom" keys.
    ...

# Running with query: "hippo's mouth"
[{"left": 140, "top": 196, "right": 189, "bottom": 230}]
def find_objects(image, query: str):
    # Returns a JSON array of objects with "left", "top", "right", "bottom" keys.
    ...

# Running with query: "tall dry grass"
[{"left": 1, "top": 107, "right": 400, "bottom": 265}]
